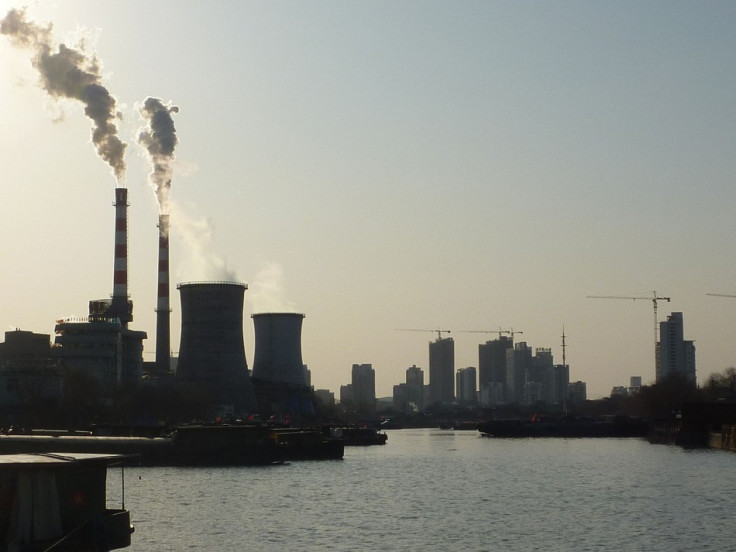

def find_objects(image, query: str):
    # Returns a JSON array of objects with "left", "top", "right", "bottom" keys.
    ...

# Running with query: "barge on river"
[
  {"left": 478, "top": 416, "right": 648, "bottom": 438},
  {"left": 0, "top": 425, "right": 344, "bottom": 466}
]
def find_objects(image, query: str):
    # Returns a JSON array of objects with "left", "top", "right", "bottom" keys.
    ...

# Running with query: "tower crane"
[
  {"left": 457, "top": 328, "right": 524, "bottom": 341},
  {"left": 587, "top": 291, "right": 671, "bottom": 369},
  {"left": 395, "top": 328, "right": 452, "bottom": 340},
  {"left": 707, "top": 293, "right": 736, "bottom": 299},
  {"left": 457, "top": 328, "right": 506, "bottom": 339},
  {"left": 508, "top": 328, "right": 524, "bottom": 340}
]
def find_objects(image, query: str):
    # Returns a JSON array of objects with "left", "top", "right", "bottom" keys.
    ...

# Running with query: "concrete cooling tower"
[
  {"left": 176, "top": 281, "right": 258, "bottom": 414},
  {"left": 252, "top": 313, "right": 307, "bottom": 386},
  {"left": 251, "top": 312, "right": 314, "bottom": 418}
]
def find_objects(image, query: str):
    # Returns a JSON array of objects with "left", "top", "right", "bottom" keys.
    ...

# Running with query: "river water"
[{"left": 107, "top": 428, "right": 736, "bottom": 551}]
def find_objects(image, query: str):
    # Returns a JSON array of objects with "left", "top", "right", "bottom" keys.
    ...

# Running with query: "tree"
[{"left": 702, "top": 367, "right": 736, "bottom": 402}]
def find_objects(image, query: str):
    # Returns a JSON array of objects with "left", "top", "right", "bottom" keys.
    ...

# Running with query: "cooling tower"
[
  {"left": 176, "top": 281, "right": 258, "bottom": 414},
  {"left": 251, "top": 313, "right": 307, "bottom": 386},
  {"left": 155, "top": 214, "right": 171, "bottom": 372},
  {"left": 250, "top": 312, "right": 314, "bottom": 419}
]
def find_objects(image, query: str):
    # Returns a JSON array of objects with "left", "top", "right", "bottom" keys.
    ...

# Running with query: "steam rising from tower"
[{"left": 1, "top": 8, "right": 127, "bottom": 181}]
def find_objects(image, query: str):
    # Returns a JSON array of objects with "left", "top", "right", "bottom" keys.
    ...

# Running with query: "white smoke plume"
[
  {"left": 0, "top": 8, "right": 126, "bottom": 181},
  {"left": 138, "top": 97, "right": 179, "bottom": 215},
  {"left": 249, "top": 262, "right": 296, "bottom": 314},
  {"left": 169, "top": 201, "right": 238, "bottom": 283}
]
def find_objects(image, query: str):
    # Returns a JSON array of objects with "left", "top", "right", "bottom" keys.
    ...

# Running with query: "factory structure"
[
  {"left": 0, "top": 183, "right": 316, "bottom": 426},
  {"left": 0, "top": 182, "right": 700, "bottom": 426},
  {"left": 52, "top": 188, "right": 147, "bottom": 399}
]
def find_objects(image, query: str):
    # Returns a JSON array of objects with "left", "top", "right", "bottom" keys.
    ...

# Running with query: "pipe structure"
[
  {"left": 154, "top": 214, "right": 171, "bottom": 372},
  {"left": 176, "top": 281, "right": 258, "bottom": 414}
]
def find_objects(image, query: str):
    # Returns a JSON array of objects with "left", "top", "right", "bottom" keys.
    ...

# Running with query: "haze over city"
[{"left": 2, "top": 1, "right": 736, "bottom": 399}]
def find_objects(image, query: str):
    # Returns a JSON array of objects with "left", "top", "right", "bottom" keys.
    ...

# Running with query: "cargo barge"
[
  {"left": 478, "top": 416, "right": 648, "bottom": 438},
  {"left": 0, "top": 425, "right": 344, "bottom": 466}
]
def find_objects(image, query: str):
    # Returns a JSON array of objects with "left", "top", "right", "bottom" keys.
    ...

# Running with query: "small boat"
[
  {"left": 329, "top": 426, "right": 388, "bottom": 446},
  {"left": 0, "top": 452, "right": 134, "bottom": 551}
]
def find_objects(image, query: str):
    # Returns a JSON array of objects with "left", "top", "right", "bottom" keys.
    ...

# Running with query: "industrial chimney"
[
  {"left": 251, "top": 312, "right": 313, "bottom": 418},
  {"left": 91, "top": 187, "right": 133, "bottom": 325},
  {"left": 176, "top": 281, "right": 258, "bottom": 415},
  {"left": 154, "top": 214, "right": 171, "bottom": 372}
]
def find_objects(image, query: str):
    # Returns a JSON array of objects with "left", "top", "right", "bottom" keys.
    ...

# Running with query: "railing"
[{"left": 177, "top": 281, "right": 246, "bottom": 288}]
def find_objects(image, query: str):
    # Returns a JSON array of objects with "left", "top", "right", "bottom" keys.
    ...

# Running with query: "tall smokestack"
[
  {"left": 110, "top": 187, "right": 132, "bottom": 325},
  {"left": 155, "top": 214, "right": 171, "bottom": 371}
]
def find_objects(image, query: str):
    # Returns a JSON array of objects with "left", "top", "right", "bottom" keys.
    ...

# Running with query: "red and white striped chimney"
[
  {"left": 111, "top": 187, "right": 132, "bottom": 325},
  {"left": 155, "top": 214, "right": 171, "bottom": 372}
]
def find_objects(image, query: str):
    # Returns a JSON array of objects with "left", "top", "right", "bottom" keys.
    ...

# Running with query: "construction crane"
[
  {"left": 508, "top": 328, "right": 524, "bottom": 340},
  {"left": 587, "top": 291, "right": 671, "bottom": 367},
  {"left": 395, "top": 328, "right": 452, "bottom": 340},
  {"left": 457, "top": 328, "right": 506, "bottom": 339},
  {"left": 707, "top": 293, "right": 736, "bottom": 299},
  {"left": 457, "top": 328, "right": 523, "bottom": 341}
]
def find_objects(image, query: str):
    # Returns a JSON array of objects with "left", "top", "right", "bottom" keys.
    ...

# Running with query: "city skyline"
[{"left": 2, "top": 1, "right": 736, "bottom": 399}]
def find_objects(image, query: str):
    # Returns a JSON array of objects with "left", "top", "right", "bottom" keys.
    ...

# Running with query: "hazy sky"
[{"left": 2, "top": 1, "right": 736, "bottom": 399}]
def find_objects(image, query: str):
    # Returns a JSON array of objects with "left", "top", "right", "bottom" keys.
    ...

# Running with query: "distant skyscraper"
[
  {"left": 405, "top": 364, "right": 425, "bottom": 410},
  {"left": 406, "top": 364, "right": 424, "bottom": 386},
  {"left": 456, "top": 366, "right": 477, "bottom": 404},
  {"left": 506, "top": 342, "right": 532, "bottom": 404},
  {"left": 314, "top": 388, "right": 335, "bottom": 407},
  {"left": 657, "top": 312, "right": 696, "bottom": 383},
  {"left": 429, "top": 337, "right": 454, "bottom": 405},
  {"left": 340, "top": 384, "right": 353, "bottom": 405},
  {"left": 352, "top": 363, "right": 376, "bottom": 411},
  {"left": 569, "top": 381, "right": 587, "bottom": 404},
  {"left": 552, "top": 364, "right": 570, "bottom": 407},
  {"left": 478, "top": 336, "right": 513, "bottom": 387},
  {"left": 525, "top": 348, "right": 552, "bottom": 406}
]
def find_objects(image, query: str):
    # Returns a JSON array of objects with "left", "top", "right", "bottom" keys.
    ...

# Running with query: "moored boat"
[
  {"left": 0, "top": 424, "right": 343, "bottom": 465},
  {"left": 0, "top": 452, "right": 134, "bottom": 551},
  {"left": 328, "top": 426, "right": 388, "bottom": 446}
]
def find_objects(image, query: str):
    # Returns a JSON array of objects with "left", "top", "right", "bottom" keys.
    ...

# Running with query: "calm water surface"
[{"left": 107, "top": 429, "right": 736, "bottom": 551}]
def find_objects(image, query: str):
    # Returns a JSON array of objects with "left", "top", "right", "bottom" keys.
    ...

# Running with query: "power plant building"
[
  {"left": 52, "top": 188, "right": 146, "bottom": 398},
  {"left": 53, "top": 317, "right": 146, "bottom": 396},
  {"left": 0, "top": 330, "right": 63, "bottom": 412}
]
